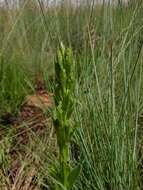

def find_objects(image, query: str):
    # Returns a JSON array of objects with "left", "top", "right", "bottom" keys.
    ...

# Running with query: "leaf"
[
  {"left": 52, "top": 177, "right": 68, "bottom": 190},
  {"left": 69, "top": 124, "right": 79, "bottom": 140},
  {"left": 67, "top": 164, "right": 81, "bottom": 189}
]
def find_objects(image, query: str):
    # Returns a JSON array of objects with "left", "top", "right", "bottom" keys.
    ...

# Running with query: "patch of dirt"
[
  {"left": 0, "top": 75, "right": 54, "bottom": 190},
  {"left": 10, "top": 166, "right": 38, "bottom": 190},
  {"left": 17, "top": 91, "right": 53, "bottom": 142}
]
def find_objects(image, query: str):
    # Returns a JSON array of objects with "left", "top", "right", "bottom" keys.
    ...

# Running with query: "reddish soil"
[{"left": 0, "top": 75, "right": 54, "bottom": 190}]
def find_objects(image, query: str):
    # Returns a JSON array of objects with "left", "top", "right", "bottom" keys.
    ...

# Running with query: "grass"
[{"left": 0, "top": 0, "right": 143, "bottom": 189}]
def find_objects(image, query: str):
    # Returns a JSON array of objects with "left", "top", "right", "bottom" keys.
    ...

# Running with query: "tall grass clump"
[{"left": 72, "top": 1, "right": 143, "bottom": 190}]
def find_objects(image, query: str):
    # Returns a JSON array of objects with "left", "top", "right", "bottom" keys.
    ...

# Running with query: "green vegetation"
[
  {"left": 0, "top": 0, "right": 143, "bottom": 189},
  {"left": 53, "top": 43, "right": 81, "bottom": 190}
]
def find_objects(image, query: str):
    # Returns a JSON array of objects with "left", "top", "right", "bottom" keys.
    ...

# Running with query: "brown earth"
[{"left": 0, "top": 75, "right": 54, "bottom": 190}]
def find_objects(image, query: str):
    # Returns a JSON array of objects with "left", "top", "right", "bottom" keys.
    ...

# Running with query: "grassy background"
[{"left": 0, "top": 0, "right": 143, "bottom": 189}]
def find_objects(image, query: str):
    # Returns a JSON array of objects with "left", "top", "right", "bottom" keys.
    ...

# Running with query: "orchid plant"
[{"left": 53, "top": 43, "right": 81, "bottom": 190}]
